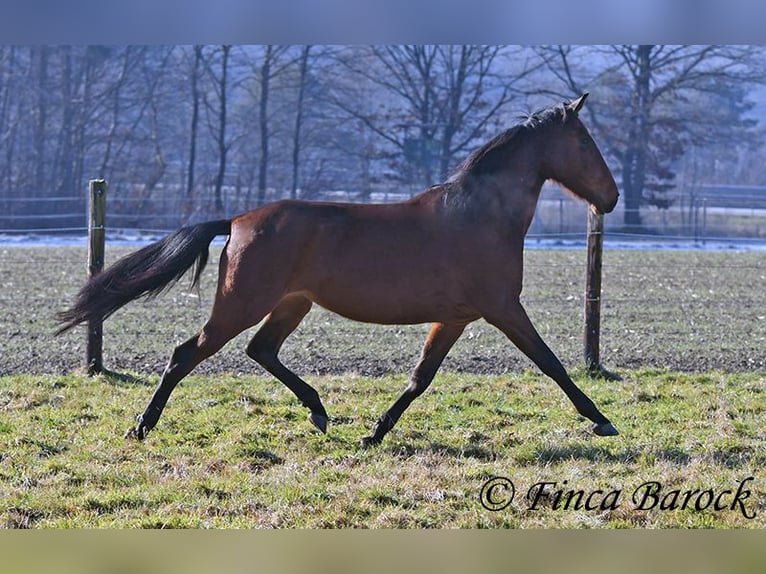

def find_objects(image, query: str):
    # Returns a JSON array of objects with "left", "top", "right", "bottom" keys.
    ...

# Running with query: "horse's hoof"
[
  {"left": 592, "top": 421, "right": 619, "bottom": 436},
  {"left": 124, "top": 425, "right": 147, "bottom": 440},
  {"left": 309, "top": 412, "right": 328, "bottom": 434},
  {"left": 360, "top": 435, "right": 380, "bottom": 449}
]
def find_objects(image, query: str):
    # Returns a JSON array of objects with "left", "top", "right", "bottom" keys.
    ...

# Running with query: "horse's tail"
[{"left": 56, "top": 219, "right": 231, "bottom": 334}]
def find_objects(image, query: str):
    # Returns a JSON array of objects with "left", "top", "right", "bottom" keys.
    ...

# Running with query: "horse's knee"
[
  {"left": 404, "top": 376, "right": 431, "bottom": 398},
  {"left": 169, "top": 325, "right": 232, "bottom": 371},
  {"left": 166, "top": 336, "right": 199, "bottom": 372},
  {"left": 245, "top": 338, "right": 263, "bottom": 362},
  {"left": 245, "top": 335, "right": 275, "bottom": 366}
]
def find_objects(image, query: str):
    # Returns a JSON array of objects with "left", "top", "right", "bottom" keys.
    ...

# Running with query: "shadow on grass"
[
  {"left": 100, "top": 369, "right": 153, "bottom": 387},
  {"left": 386, "top": 438, "right": 499, "bottom": 462},
  {"left": 584, "top": 365, "right": 623, "bottom": 382},
  {"left": 431, "top": 442, "right": 498, "bottom": 461},
  {"left": 4, "top": 507, "right": 44, "bottom": 529},
  {"left": 380, "top": 438, "right": 700, "bottom": 466},
  {"left": 529, "top": 443, "right": 692, "bottom": 465},
  {"left": 241, "top": 448, "right": 285, "bottom": 471},
  {"left": 709, "top": 447, "right": 760, "bottom": 469}
]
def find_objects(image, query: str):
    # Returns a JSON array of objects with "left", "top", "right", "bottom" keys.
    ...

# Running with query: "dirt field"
[{"left": 0, "top": 245, "right": 764, "bottom": 377}]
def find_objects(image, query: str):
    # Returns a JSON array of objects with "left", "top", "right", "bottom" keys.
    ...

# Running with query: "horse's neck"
[
  {"left": 490, "top": 139, "right": 549, "bottom": 231},
  {"left": 500, "top": 171, "right": 546, "bottom": 236},
  {"left": 448, "top": 163, "right": 544, "bottom": 230}
]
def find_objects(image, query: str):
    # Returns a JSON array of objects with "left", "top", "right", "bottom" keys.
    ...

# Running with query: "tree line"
[{"left": 1, "top": 45, "right": 764, "bottom": 231}]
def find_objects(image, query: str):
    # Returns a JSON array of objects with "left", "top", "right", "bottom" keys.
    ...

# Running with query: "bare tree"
[
  {"left": 32, "top": 46, "right": 49, "bottom": 193},
  {"left": 251, "top": 45, "right": 291, "bottom": 205},
  {"left": 540, "top": 45, "right": 765, "bottom": 228},
  {"left": 290, "top": 45, "right": 312, "bottom": 200},
  {"left": 5, "top": 44, "right": 762, "bottom": 237},
  {"left": 186, "top": 45, "right": 204, "bottom": 198},
  {"left": 202, "top": 45, "right": 233, "bottom": 214},
  {"left": 97, "top": 46, "right": 156, "bottom": 177},
  {"left": 331, "top": 45, "right": 542, "bottom": 187},
  {"left": 247, "top": 45, "right": 358, "bottom": 200},
  {"left": 53, "top": 46, "right": 76, "bottom": 197},
  {"left": 0, "top": 47, "right": 20, "bottom": 203}
]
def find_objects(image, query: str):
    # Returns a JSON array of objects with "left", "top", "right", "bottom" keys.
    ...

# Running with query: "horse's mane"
[{"left": 452, "top": 103, "right": 568, "bottom": 179}]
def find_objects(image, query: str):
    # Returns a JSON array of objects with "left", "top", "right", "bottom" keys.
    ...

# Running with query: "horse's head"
[{"left": 542, "top": 94, "right": 619, "bottom": 214}]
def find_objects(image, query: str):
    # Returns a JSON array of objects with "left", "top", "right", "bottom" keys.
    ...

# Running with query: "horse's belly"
[{"left": 304, "top": 282, "right": 478, "bottom": 325}]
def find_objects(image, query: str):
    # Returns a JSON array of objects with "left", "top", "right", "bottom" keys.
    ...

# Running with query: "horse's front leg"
[
  {"left": 483, "top": 300, "right": 618, "bottom": 436},
  {"left": 361, "top": 322, "right": 465, "bottom": 447}
]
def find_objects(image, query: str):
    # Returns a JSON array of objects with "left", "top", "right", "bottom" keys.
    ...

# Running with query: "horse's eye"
[{"left": 580, "top": 137, "right": 590, "bottom": 145}]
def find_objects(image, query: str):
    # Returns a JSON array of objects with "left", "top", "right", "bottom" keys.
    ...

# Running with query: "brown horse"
[{"left": 58, "top": 93, "right": 620, "bottom": 446}]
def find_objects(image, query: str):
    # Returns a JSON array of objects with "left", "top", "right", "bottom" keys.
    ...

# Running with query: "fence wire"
[{"left": 3, "top": 184, "right": 766, "bottom": 242}]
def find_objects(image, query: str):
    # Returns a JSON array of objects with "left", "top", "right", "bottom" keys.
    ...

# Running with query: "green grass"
[
  {"left": 2, "top": 368, "right": 765, "bottom": 528},
  {"left": 1, "top": 247, "right": 764, "bottom": 528}
]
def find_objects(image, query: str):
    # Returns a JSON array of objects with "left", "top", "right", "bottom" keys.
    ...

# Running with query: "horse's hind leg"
[
  {"left": 484, "top": 301, "right": 618, "bottom": 436},
  {"left": 126, "top": 319, "right": 239, "bottom": 440},
  {"left": 362, "top": 322, "right": 465, "bottom": 447},
  {"left": 245, "top": 294, "right": 329, "bottom": 433}
]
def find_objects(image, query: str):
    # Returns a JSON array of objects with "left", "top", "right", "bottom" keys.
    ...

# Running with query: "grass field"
[
  {"left": 0, "top": 246, "right": 764, "bottom": 528},
  {"left": 2, "top": 369, "right": 765, "bottom": 528}
]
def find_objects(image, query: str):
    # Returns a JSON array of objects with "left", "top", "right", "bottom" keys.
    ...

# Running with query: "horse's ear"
[{"left": 567, "top": 93, "right": 589, "bottom": 113}]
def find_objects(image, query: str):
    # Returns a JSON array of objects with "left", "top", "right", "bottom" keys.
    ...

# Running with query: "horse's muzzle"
[{"left": 597, "top": 192, "right": 619, "bottom": 214}]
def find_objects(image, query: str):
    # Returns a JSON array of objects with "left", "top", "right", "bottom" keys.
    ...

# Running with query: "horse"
[{"left": 57, "top": 93, "right": 620, "bottom": 447}]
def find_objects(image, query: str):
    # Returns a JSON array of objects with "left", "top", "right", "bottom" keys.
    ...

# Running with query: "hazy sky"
[{"left": 2, "top": 0, "right": 765, "bottom": 43}]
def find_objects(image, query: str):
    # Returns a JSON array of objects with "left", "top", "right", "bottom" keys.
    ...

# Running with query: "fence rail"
[{"left": 3, "top": 183, "right": 765, "bottom": 244}]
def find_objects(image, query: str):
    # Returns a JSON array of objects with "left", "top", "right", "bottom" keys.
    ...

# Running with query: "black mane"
[{"left": 453, "top": 103, "right": 568, "bottom": 178}]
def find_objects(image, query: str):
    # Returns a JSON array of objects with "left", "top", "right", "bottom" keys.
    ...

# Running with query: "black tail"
[{"left": 56, "top": 219, "right": 231, "bottom": 334}]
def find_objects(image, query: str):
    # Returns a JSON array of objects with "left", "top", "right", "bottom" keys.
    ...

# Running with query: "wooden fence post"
[
  {"left": 584, "top": 208, "right": 604, "bottom": 374},
  {"left": 86, "top": 179, "right": 107, "bottom": 375}
]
